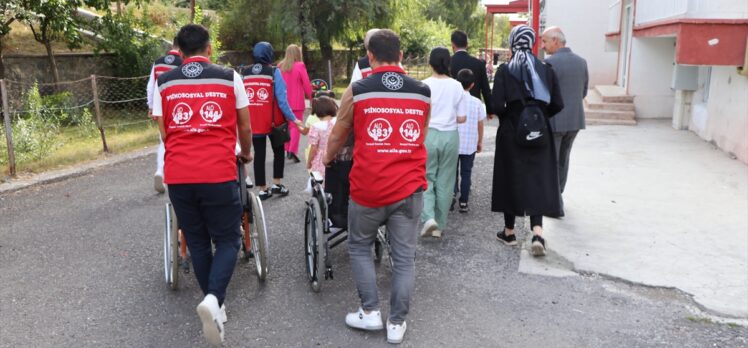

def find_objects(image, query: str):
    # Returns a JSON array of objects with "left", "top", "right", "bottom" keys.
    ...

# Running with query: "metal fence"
[
  {"left": 402, "top": 56, "right": 430, "bottom": 80},
  {"left": 0, "top": 75, "right": 151, "bottom": 176}
]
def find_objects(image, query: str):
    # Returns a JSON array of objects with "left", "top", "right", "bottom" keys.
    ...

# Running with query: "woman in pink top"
[{"left": 279, "top": 44, "right": 313, "bottom": 163}]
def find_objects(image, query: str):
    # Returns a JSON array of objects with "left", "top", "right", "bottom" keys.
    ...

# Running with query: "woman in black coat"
[{"left": 491, "top": 25, "right": 564, "bottom": 256}]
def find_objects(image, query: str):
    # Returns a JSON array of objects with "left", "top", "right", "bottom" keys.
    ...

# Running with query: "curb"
[{"left": 0, "top": 146, "right": 157, "bottom": 195}]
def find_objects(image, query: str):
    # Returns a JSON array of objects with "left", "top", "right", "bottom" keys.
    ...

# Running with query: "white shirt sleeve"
[
  {"left": 350, "top": 63, "right": 362, "bottom": 84},
  {"left": 152, "top": 83, "right": 163, "bottom": 117},
  {"left": 478, "top": 98, "right": 487, "bottom": 121},
  {"left": 146, "top": 66, "right": 155, "bottom": 110},
  {"left": 234, "top": 71, "right": 249, "bottom": 109},
  {"left": 456, "top": 85, "right": 468, "bottom": 116}
]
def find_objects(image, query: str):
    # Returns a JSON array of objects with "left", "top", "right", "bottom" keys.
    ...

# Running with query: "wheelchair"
[
  {"left": 304, "top": 162, "right": 391, "bottom": 293},
  {"left": 164, "top": 158, "right": 269, "bottom": 290}
]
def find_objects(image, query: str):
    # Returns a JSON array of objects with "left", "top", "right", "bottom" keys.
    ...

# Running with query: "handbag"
[{"left": 270, "top": 121, "right": 290, "bottom": 144}]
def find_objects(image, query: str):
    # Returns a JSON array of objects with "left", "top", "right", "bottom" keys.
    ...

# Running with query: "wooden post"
[
  {"left": 1, "top": 79, "right": 16, "bottom": 176},
  {"left": 327, "top": 59, "right": 333, "bottom": 90},
  {"left": 90, "top": 75, "right": 109, "bottom": 153}
]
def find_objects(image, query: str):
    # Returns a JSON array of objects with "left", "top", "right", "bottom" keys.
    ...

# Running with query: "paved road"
[{"left": 1, "top": 127, "right": 746, "bottom": 347}]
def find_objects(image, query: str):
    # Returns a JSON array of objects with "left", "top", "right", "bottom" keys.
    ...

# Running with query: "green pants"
[{"left": 421, "top": 129, "right": 459, "bottom": 229}]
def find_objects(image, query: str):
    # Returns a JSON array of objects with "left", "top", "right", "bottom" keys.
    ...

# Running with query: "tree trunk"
[
  {"left": 319, "top": 40, "right": 333, "bottom": 71},
  {"left": 44, "top": 40, "right": 61, "bottom": 85},
  {"left": 190, "top": 0, "right": 196, "bottom": 23},
  {"left": 298, "top": 0, "right": 309, "bottom": 66},
  {"left": 346, "top": 44, "right": 354, "bottom": 81},
  {"left": 0, "top": 36, "right": 5, "bottom": 80}
]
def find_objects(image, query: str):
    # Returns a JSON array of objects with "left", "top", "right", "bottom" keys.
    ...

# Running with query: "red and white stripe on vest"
[
  {"left": 350, "top": 65, "right": 430, "bottom": 208},
  {"left": 240, "top": 64, "right": 284, "bottom": 135},
  {"left": 157, "top": 56, "right": 239, "bottom": 184},
  {"left": 154, "top": 50, "right": 183, "bottom": 81},
  {"left": 357, "top": 56, "right": 373, "bottom": 79}
]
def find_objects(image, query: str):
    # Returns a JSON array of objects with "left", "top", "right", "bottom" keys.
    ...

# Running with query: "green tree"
[
  {"left": 0, "top": 0, "right": 29, "bottom": 79},
  {"left": 22, "top": 0, "right": 88, "bottom": 84},
  {"left": 392, "top": 0, "right": 454, "bottom": 57},
  {"left": 93, "top": 8, "right": 163, "bottom": 76}
]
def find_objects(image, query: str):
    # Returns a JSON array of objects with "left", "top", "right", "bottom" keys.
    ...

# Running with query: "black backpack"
[{"left": 514, "top": 95, "right": 549, "bottom": 148}]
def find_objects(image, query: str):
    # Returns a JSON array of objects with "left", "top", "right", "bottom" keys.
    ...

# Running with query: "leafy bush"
[{"left": 93, "top": 9, "right": 164, "bottom": 77}]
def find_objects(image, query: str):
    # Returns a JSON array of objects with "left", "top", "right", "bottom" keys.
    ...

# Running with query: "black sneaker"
[
  {"left": 289, "top": 153, "right": 301, "bottom": 163},
  {"left": 496, "top": 231, "right": 517, "bottom": 246},
  {"left": 458, "top": 202, "right": 468, "bottom": 213},
  {"left": 531, "top": 235, "right": 546, "bottom": 257},
  {"left": 270, "top": 184, "right": 289, "bottom": 196},
  {"left": 258, "top": 189, "right": 273, "bottom": 200}
]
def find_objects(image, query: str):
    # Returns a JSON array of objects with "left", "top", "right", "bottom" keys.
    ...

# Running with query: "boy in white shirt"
[{"left": 454, "top": 69, "right": 486, "bottom": 213}]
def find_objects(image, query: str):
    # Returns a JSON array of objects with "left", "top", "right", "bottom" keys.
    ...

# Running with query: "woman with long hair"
[
  {"left": 279, "top": 44, "right": 313, "bottom": 163},
  {"left": 491, "top": 25, "right": 564, "bottom": 256},
  {"left": 419, "top": 46, "right": 467, "bottom": 239}
]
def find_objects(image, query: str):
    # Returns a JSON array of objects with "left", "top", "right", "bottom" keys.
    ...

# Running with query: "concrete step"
[
  {"left": 594, "top": 85, "right": 635, "bottom": 103},
  {"left": 587, "top": 118, "right": 637, "bottom": 126},
  {"left": 585, "top": 109, "right": 636, "bottom": 121},
  {"left": 585, "top": 90, "right": 635, "bottom": 111}
]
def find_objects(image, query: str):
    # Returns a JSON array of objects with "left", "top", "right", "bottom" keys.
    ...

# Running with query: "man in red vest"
[
  {"left": 325, "top": 29, "right": 430, "bottom": 345},
  {"left": 152, "top": 24, "right": 252, "bottom": 346},
  {"left": 147, "top": 38, "right": 182, "bottom": 193}
]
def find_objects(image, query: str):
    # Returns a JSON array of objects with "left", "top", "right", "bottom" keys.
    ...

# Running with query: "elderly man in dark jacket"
[{"left": 542, "top": 26, "right": 588, "bottom": 215}]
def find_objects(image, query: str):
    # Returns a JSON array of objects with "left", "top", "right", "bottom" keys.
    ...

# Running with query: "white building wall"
[
  {"left": 608, "top": 0, "right": 622, "bottom": 33},
  {"left": 627, "top": 37, "right": 676, "bottom": 118},
  {"left": 689, "top": 67, "right": 748, "bottom": 163},
  {"left": 545, "top": 0, "right": 618, "bottom": 85},
  {"left": 635, "top": 0, "right": 748, "bottom": 24}
]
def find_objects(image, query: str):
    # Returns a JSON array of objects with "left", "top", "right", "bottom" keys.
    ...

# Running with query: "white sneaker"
[
  {"left": 219, "top": 304, "right": 227, "bottom": 324},
  {"left": 432, "top": 229, "right": 442, "bottom": 239},
  {"left": 420, "top": 219, "right": 438, "bottom": 237},
  {"left": 345, "top": 307, "right": 384, "bottom": 331},
  {"left": 196, "top": 294, "right": 224, "bottom": 346},
  {"left": 387, "top": 319, "right": 407, "bottom": 344},
  {"left": 245, "top": 176, "right": 254, "bottom": 189},
  {"left": 154, "top": 174, "right": 165, "bottom": 193}
]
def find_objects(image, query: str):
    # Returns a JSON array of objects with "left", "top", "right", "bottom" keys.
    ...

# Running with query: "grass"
[
  {"left": 1, "top": 115, "right": 159, "bottom": 176},
  {"left": 3, "top": 22, "right": 97, "bottom": 56}
]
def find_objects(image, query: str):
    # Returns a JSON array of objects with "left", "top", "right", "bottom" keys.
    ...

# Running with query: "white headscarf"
[{"left": 507, "top": 25, "right": 550, "bottom": 103}]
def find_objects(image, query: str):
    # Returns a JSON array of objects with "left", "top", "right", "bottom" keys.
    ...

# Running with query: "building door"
[{"left": 618, "top": 1, "right": 634, "bottom": 88}]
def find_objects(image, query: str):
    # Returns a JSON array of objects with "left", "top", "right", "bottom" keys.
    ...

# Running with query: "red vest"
[
  {"left": 241, "top": 64, "right": 284, "bottom": 135},
  {"left": 358, "top": 57, "right": 373, "bottom": 79},
  {"left": 153, "top": 50, "right": 183, "bottom": 84},
  {"left": 157, "top": 56, "right": 239, "bottom": 184},
  {"left": 350, "top": 66, "right": 430, "bottom": 207}
]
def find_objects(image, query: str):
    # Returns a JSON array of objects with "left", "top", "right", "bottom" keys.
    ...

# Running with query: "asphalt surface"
[{"left": 1, "top": 123, "right": 746, "bottom": 347}]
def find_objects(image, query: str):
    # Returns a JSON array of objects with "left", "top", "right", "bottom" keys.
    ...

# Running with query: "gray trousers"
[
  {"left": 348, "top": 190, "right": 424, "bottom": 324},
  {"left": 553, "top": 131, "right": 578, "bottom": 193}
]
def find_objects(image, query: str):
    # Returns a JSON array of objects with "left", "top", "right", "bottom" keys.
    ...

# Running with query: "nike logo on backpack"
[{"left": 526, "top": 131, "right": 542, "bottom": 141}]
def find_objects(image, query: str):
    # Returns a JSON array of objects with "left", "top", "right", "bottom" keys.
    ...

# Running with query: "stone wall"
[
  {"left": 2, "top": 49, "right": 359, "bottom": 84},
  {"left": 3, "top": 52, "right": 116, "bottom": 82},
  {"left": 220, "top": 49, "right": 357, "bottom": 82}
]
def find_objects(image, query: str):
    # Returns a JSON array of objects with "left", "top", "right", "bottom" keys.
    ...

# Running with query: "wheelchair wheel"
[
  {"left": 376, "top": 226, "right": 393, "bottom": 270},
  {"left": 250, "top": 192, "right": 269, "bottom": 280},
  {"left": 163, "top": 203, "right": 179, "bottom": 290},
  {"left": 305, "top": 198, "right": 324, "bottom": 292}
]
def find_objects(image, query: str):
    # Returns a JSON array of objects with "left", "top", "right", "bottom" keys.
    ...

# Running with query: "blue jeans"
[
  {"left": 168, "top": 181, "right": 242, "bottom": 306},
  {"left": 454, "top": 153, "right": 476, "bottom": 203}
]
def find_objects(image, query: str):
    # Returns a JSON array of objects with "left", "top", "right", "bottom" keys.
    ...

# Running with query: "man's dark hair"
[
  {"left": 367, "top": 29, "right": 400, "bottom": 64},
  {"left": 429, "top": 47, "right": 451, "bottom": 76},
  {"left": 456, "top": 69, "right": 475, "bottom": 89},
  {"left": 172, "top": 36, "right": 179, "bottom": 49},
  {"left": 176, "top": 24, "right": 209, "bottom": 57},
  {"left": 451, "top": 30, "right": 468, "bottom": 49}
]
